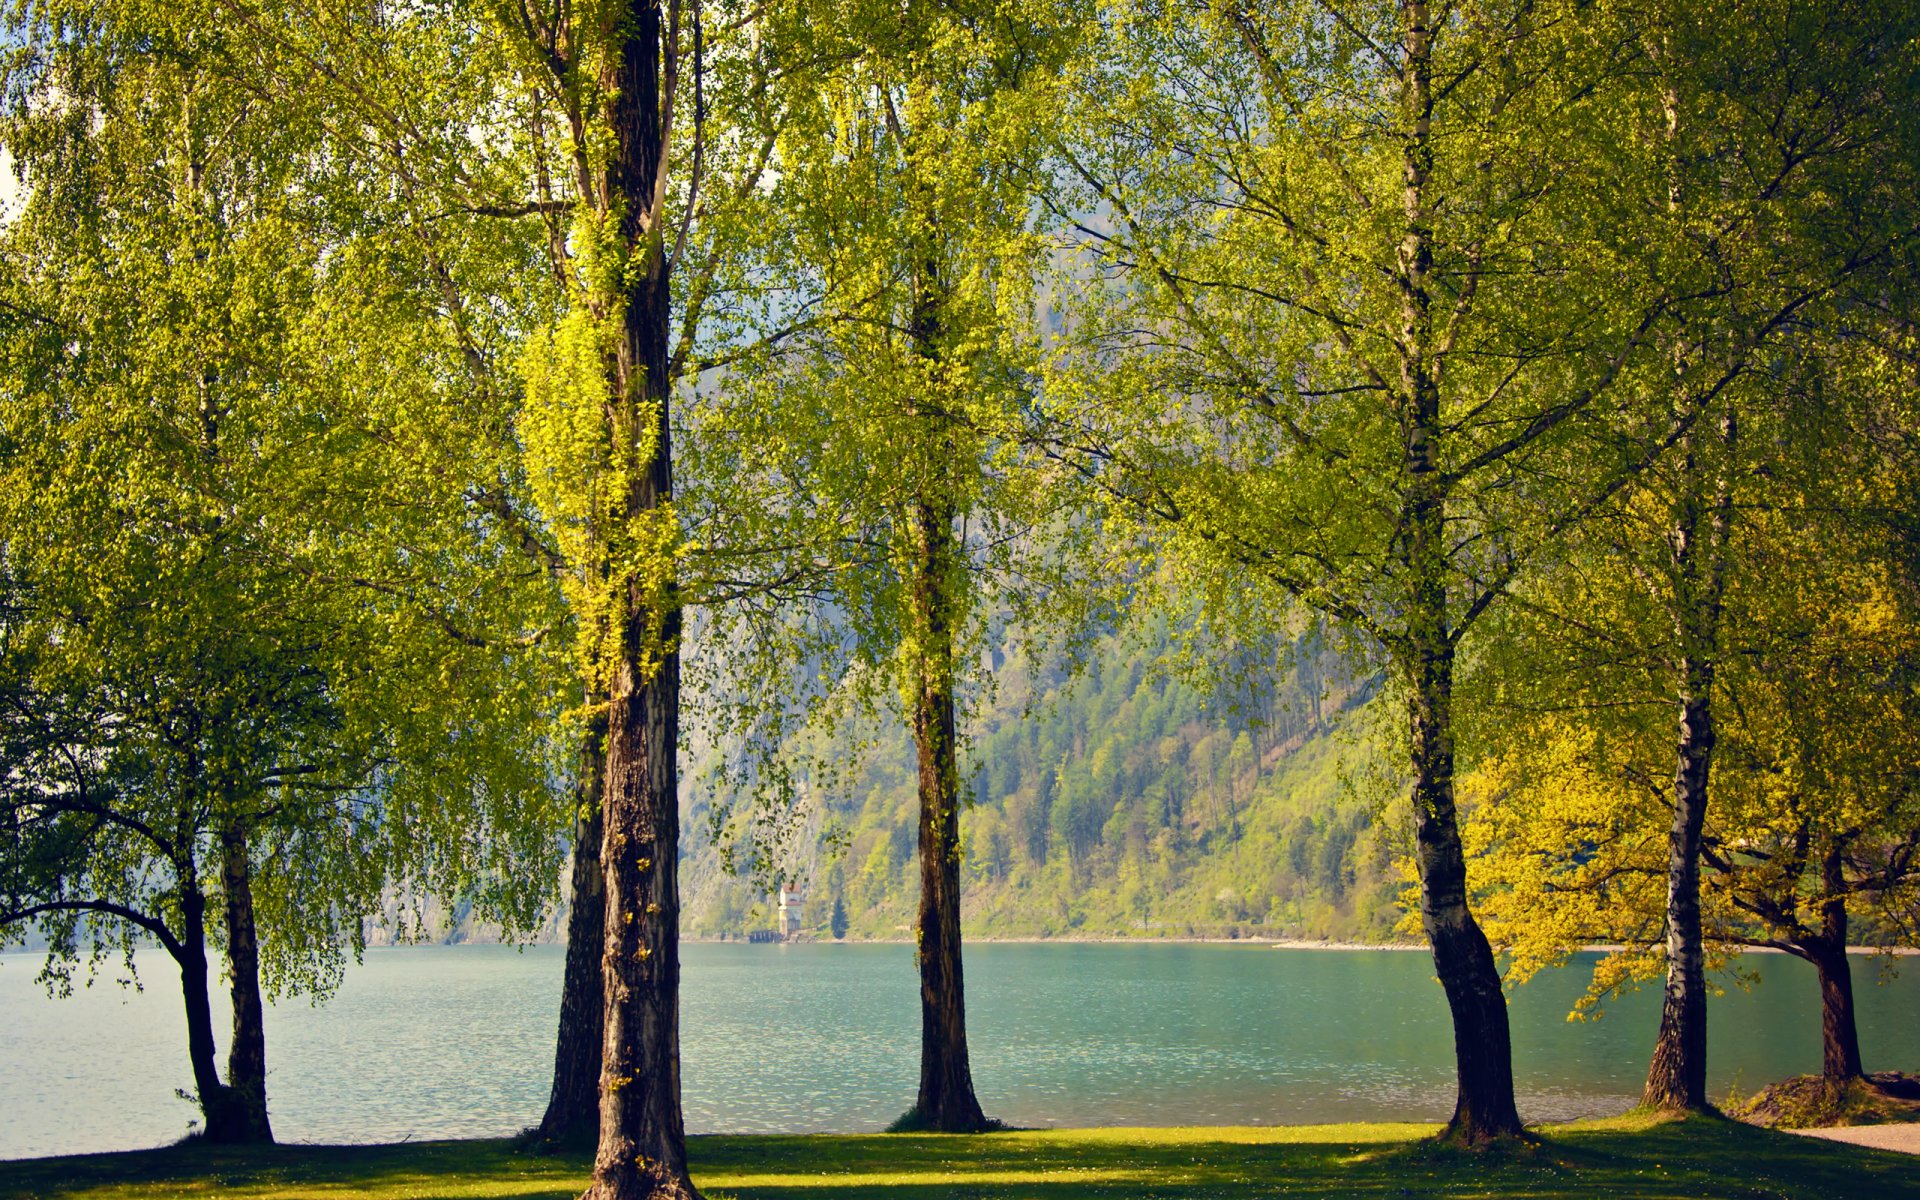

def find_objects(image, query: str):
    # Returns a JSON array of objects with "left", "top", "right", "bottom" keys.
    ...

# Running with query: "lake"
[{"left": 2, "top": 942, "right": 1915, "bottom": 1159}]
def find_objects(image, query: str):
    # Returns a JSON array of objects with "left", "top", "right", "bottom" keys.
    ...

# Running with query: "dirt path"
[{"left": 1787, "top": 1124, "right": 1920, "bottom": 1155}]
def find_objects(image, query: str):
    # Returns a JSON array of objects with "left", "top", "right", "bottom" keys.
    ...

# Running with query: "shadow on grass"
[
  {"left": 3, "top": 1115, "right": 1914, "bottom": 1200},
  {"left": 0, "top": 1140, "right": 583, "bottom": 1200}
]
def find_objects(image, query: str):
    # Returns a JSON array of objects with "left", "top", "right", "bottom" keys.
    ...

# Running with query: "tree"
[
  {"left": 1046, "top": 0, "right": 1688, "bottom": 1142},
  {"left": 10, "top": 0, "right": 635, "bottom": 1144},
  {"left": 1464, "top": 329, "right": 1920, "bottom": 1096},
  {"left": 830, "top": 893, "right": 850, "bottom": 940},
  {"left": 1708, "top": 588, "right": 1920, "bottom": 1085},
  {"left": 223, "top": 0, "right": 798, "bottom": 1172},
  {"left": 487, "top": 0, "right": 836, "bottom": 1179},
  {"left": 1047, "top": 0, "right": 1920, "bottom": 1139},
  {"left": 1454, "top": 0, "right": 1920, "bottom": 1112},
  {"left": 503, "top": 5, "right": 699, "bottom": 1181},
  {"left": 1620, "top": 0, "right": 1920, "bottom": 1112},
  {"left": 0, "top": 0, "right": 566, "bottom": 1143},
  {"left": 722, "top": 0, "right": 1079, "bottom": 1132},
  {"left": 208, "top": 0, "right": 602, "bottom": 1147}
]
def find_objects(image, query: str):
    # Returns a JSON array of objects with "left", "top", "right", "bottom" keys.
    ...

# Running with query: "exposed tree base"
[
  {"left": 200, "top": 1082, "right": 272, "bottom": 1146},
  {"left": 1431, "top": 1117, "right": 1536, "bottom": 1150},
  {"left": 1637, "top": 1096, "right": 1718, "bottom": 1119},
  {"left": 885, "top": 1106, "right": 1006, "bottom": 1134},
  {"left": 1732, "top": 1073, "right": 1920, "bottom": 1129},
  {"left": 578, "top": 1158, "right": 702, "bottom": 1200},
  {"left": 1392, "top": 1124, "right": 1549, "bottom": 1177},
  {"left": 528, "top": 1116, "right": 600, "bottom": 1155},
  {"left": 1641, "top": 1029, "right": 1716, "bottom": 1118},
  {"left": 196, "top": 1088, "right": 274, "bottom": 1146},
  {"left": 1641, "top": 986, "right": 1710, "bottom": 1114}
]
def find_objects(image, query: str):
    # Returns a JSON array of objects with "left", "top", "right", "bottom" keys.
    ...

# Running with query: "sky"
[{"left": 0, "top": 146, "right": 18, "bottom": 220}]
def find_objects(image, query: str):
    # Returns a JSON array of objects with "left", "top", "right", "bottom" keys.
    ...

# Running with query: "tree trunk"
[
  {"left": 1643, "top": 685, "right": 1711, "bottom": 1110},
  {"left": 589, "top": 608, "right": 691, "bottom": 1200},
  {"left": 218, "top": 819, "right": 274, "bottom": 1142},
  {"left": 1811, "top": 941, "right": 1864, "bottom": 1083},
  {"left": 177, "top": 879, "right": 243, "bottom": 1142},
  {"left": 1399, "top": 336, "right": 1521, "bottom": 1144},
  {"left": 902, "top": 497, "right": 990, "bottom": 1134},
  {"left": 1643, "top": 420, "right": 1732, "bottom": 1113},
  {"left": 1811, "top": 849, "right": 1863, "bottom": 1082},
  {"left": 1396, "top": 0, "right": 1521, "bottom": 1135},
  {"left": 582, "top": 1, "right": 695, "bottom": 1192},
  {"left": 543, "top": 721, "right": 609, "bottom": 1144},
  {"left": 1406, "top": 637, "right": 1523, "bottom": 1143}
]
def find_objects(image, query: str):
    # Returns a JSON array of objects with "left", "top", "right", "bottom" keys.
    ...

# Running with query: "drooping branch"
[{"left": 0, "top": 898, "right": 185, "bottom": 961}]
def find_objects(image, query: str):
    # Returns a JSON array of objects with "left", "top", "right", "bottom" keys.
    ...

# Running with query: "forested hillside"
[{"left": 678, "top": 625, "right": 1410, "bottom": 943}]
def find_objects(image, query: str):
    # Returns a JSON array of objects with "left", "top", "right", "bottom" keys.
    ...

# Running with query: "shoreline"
[
  {"left": 679, "top": 936, "right": 1920, "bottom": 956},
  {"left": 17, "top": 938, "right": 1912, "bottom": 960}
]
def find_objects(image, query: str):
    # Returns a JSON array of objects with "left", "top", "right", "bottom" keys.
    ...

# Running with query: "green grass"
[{"left": 2, "top": 1115, "right": 1912, "bottom": 1200}]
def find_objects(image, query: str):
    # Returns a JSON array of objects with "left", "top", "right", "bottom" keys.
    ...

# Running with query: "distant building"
[{"left": 776, "top": 881, "right": 804, "bottom": 940}]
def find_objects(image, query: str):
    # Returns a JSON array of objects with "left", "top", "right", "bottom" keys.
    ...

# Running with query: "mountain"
[{"left": 679, "top": 623, "right": 1413, "bottom": 943}]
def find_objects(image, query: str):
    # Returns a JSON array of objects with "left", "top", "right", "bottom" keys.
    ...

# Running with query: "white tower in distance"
[{"left": 776, "top": 881, "right": 804, "bottom": 940}]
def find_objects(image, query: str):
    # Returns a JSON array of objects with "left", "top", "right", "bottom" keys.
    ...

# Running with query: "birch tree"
[
  {"left": 713, "top": 0, "right": 1081, "bottom": 1131},
  {"left": 0, "top": 0, "right": 568, "bottom": 1142},
  {"left": 1040, "top": 0, "right": 1902, "bottom": 1140}
]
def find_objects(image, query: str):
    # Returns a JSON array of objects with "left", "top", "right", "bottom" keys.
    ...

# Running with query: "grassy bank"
[{"left": 3, "top": 1114, "right": 1912, "bottom": 1200}]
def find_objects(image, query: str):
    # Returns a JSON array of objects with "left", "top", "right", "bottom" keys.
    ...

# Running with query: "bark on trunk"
[
  {"left": 218, "top": 820, "right": 274, "bottom": 1143},
  {"left": 543, "top": 721, "right": 609, "bottom": 1144},
  {"left": 581, "top": 2, "right": 695, "bottom": 1192},
  {"left": 1811, "top": 849, "right": 1863, "bottom": 1082},
  {"left": 1643, "top": 421, "right": 1732, "bottom": 1113},
  {"left": 902, "top": 498, "right": 989, "bottom": 1134},
  {"left": 589, "top": 640, "right": 689, "bottom": 1200},
  {"left": 1407, "top": 638, "right": 1522, "bottom": 1142},
  {"left": 1812, "top": 939, "right": 1864, "bottom": 1083},
  {"left": 178, "top": 880, "right": 244, "bottom": 1142},
  {"left": 1643, "top": 686, "right": 1711, "bottom": 1110},
  {"left": 1396, "top": 0, "right": 1521, "bottom": 1137}
]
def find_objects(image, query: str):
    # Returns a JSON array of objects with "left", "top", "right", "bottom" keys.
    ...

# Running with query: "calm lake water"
[{"left": 2, "top": 942, "right": 1916, "bottom": 1159}]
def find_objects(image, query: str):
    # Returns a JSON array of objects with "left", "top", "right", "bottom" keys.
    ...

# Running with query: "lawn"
[{"left": 1, "top": 1114, "right": 1911, "bottom": 1200}]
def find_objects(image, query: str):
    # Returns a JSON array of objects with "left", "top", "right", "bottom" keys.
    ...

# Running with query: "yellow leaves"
[
  {"left": 569, "top": 197, "right": 628, "bottom": 303},
  {"left": 520, "top": 308, "right": 619, "bottom": 544},
  {"left": 1578, "top": 948, "right": 1664, "bottom": 1019},
  {"left": 518, "top": 303, "right": 685, "bottom": 692},
  {"left": 1462, "top": 719, "right": 1667, "bottom": 990}
]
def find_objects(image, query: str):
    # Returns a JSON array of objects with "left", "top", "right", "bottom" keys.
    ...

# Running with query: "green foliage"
[
  {"left": 0, "top": 0, "right": 571, "bottom": 996},
  {"left": 1040, "top": 0, "right": 1920, "bottom": 730},
  {"left": 515, "top": 276, "right": 690, "bottom": 702},
  {"left": 1460, "top": 327, "right": 1920, "bottom": 1006},
  {"left": 1044, "top": 0, "right": 1670, "bottom": 643}
]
